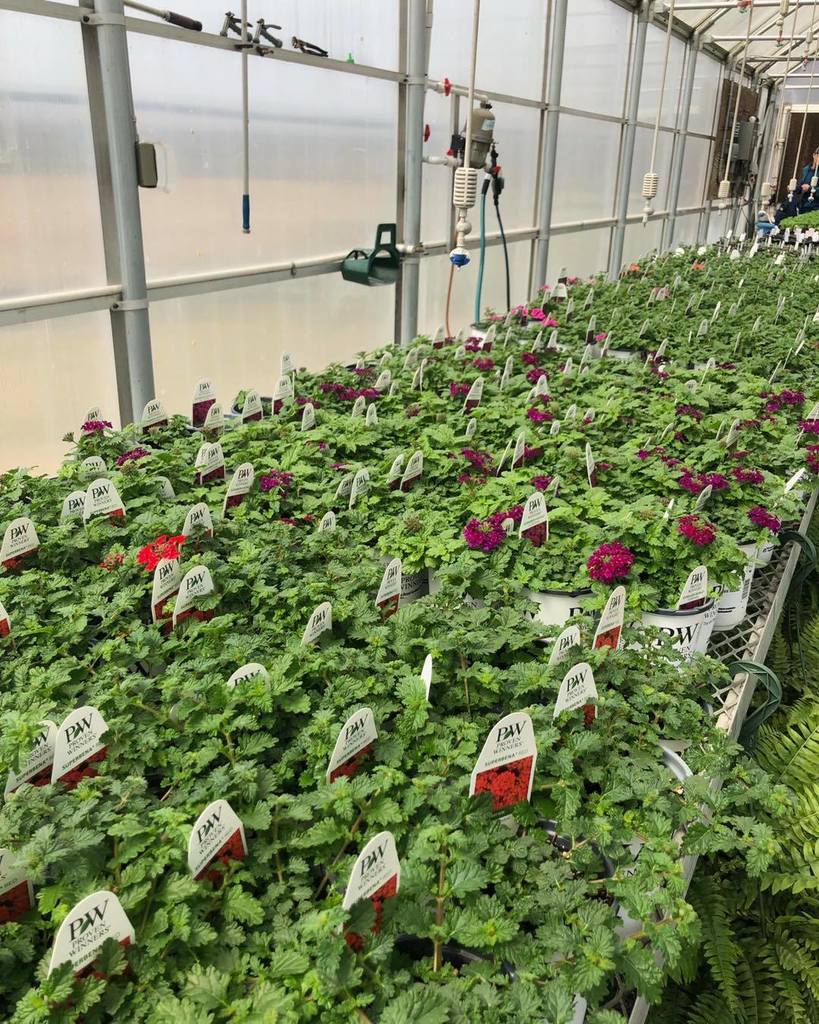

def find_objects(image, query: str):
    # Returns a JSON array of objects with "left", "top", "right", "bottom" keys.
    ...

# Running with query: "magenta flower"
[
  {"left": 461, "top": 448, "right": 494, "bottom": 474},
  {"left": 594, "top": 332, "right": 608, "bottom": 342},
  {"left": 450, "top": 382, "right": 470, "bottom": 398},
  {"left": 529, "top": 308, "right": 546, "bottom": 322},
  {"left": 465, "top": 339, "right": 482, "bottom": 352},
  {"left": 330, "top": 462, "right": 348, "bottom": 471},
  {"left": 678, "top": 514, "right": 717, "bottom": 546},
  {"left": 115, "top": 447, "right": 150, "bottom": 466},
  {"left": 259, "top": 470, "right": 294, "bottom": 494},
  {"left": 463, "top": 517, "right": 507, "bottom": 552},
  {"left": 473, "top": 357, "right": 495, "bottom": 371},
  {"left": 523, "top": 444, "right": 543, "bottom": 463},
  {"left": 587, "top": 542, "right": 635, "bottom": 583},
  {"left": 780, "top": 389, "right": 805, "bottom": 405},
  {"left": 526, "top": 367, "right": 550, "bottom": 384},
  {"left": 731, "top": 467, "right": 764, "bottom": 485},
  {"left": 678, "top": 470, "right": 729, "bottom": 494},
  {"left": 81, "top": 420, "right": 112, "bottom": 433},
  {"left": 531, "top": 474, "right": 554, "bottom": 491},
  {"left": 675, "top": 404, "right": 703, "bottom": 421},
  {"left": 748, "top": 506, "right": 782, "bottom": 533},
  {"left": 567, "top": 276, "right": 578, "bottom": 285},
  {"left": 806, "top": 445, "right": 819, "bottom": 474},
  {"left": 636, "top": 449, "right": 651, "bottom": 460},
  {"left": 543, "top": 317, "right": 559, "bottom": 328},
  {"left": 353, "top": 366, "right": 374, "bottom": 379},
  {"left": 799, "top": 419, "right": 819, "bottom": 434},
  {"left": 527, "top": 407, "right": 553, "bottom": 423},
  {"left": 730, "top": 450, "right": 749, "bottom": 460},
  {"left": 521, "top": 351, "right": 540, "bottom": 366}
]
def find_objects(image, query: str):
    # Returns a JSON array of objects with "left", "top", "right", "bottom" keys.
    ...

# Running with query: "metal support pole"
[
  {"left": 400, "top": 0, "right": 428, "bottom": 345},
  {"left": 666, "top": 36, "right": 700, "bottom": 248},
  {"left": 608, "top": 0, "right": 650, "bottom": 280},
  {"left": 92, "top": 0, "right": 155, "bottom": 423},
  {"left": 533, "top": 0, "right": 568, "bottom": 288}
]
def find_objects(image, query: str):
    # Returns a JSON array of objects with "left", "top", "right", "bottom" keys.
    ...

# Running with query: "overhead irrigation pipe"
[
  {"left": 123, "top": 0, "right": 201, "bottom": 30},
  {"left": 449, "top": 0, "right": 481, "bottom": 267},
  {"left": 717, "top": 3, "right": 754, "bottom": 208},
  {"left": 241, "top": 0, "right": 250, "bottom": 232},
  {"left": 788, "top": 1, "right": 819, "bottom": 204},
  {"left": 642, "top": 0, "right": 676, "bottom": 224}
]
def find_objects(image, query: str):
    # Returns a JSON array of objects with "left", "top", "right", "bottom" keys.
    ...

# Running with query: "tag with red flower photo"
[
  {"left": 0, "top": 600, "right": 10, "bottom": 639},
  {"left": 272, "top": 374, "right": 294, "bottom": 415},
  {"left": 0, "top": 849, "right": 34, "bottom": 924},
  {"left": 202, "top": 402, "right": 224, "bottom": 437},
  {"left": 470, "top": 712, "right": 537, "bottom": 812},
  {"left": 242, "top": 390, "right": 264, "bottom": 423},
  {"left": 195, "top": 443, "right": 226, "bottom": 486},
  {"left": 593, "top": 586, "right": 626, "bottom": 652},
  {"left": 141, "top": 397, "right": 169, "bottom": 433},
  {"left": 188, "top": 799, "right": 247, "bottom": 882},
  {"left": 223, "top": 463, "right": 255, "bottom": 517},
  {"left": 376, "top": 559, "right": 402, "bottom": 617},
  {"left": 462, "top": 377, "right": 483, "bottom": 414},
  {"left": 48, "top": 890, "right": 134, "bottom": 977},
  {"left": 0, "top": 517, "right": 39, "bottom": 571},
  {"left": 226, "top": 662, "right": 269, "bottom": 690},
  {"left": 400, "top": 451, "right": 423, "bottom": 492},
  {"left": 387, "top": 455, "right": 404, "bottom": 491},
  {"left": 676, "top": 565, "right": 708, "bottom": 611},
  {"left": 327, "top": 707, "right": 377, "bottom": 783},
  {"left": 301, "top": 601, "right": 332, "bottom": 646},
  {"left": 548, "top": 625, "right": 581, "bottom": 667},
  {"left": 554, "top": 662, "right": 598, "bottom": 726},
  {"left": 151, "top": 558, "right": 181, "bottom": 625},
  {"left": 519, "top": 492, "right": 549, "bottom": 547},
  {"left": 192, "top": 378, "right": 216, "bottom": 428},
  {"left": 585, "top": 315, "right": 596, "bottom": 345},
  {"left": 51, "top": 706, "right": 108, "bottom": 789},
  {"left": 342, "top": 831, "right": 400, "bottom": 948},
  {"left": 5, "top": 720, "right": 56, "bottom": 796},
  {"left": 173, "top": 566, "right": 215, "bottom": 629},
  {"left": 182, "top": 502, "right": 214, "bottom": 540},
  {"left": 81, "top": 479, "right": 125, "bottom": 524}
]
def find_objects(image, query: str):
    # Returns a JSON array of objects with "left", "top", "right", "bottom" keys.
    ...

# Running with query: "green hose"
[{"left": 474, "top": 189, "right": 487, "bottom": 325}]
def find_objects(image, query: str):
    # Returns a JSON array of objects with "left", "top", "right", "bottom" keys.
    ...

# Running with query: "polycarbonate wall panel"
[
  {"left": 148, "top": 273, "right": 394, "bottom": 419},
  {"left": 0, "top": 13, "right": 107, "bottom": 299},
  {"left": 628, "top": 128, "right": 673, "bottom": 214},
  {"left": 706, "top": 206, "right": 731, "bottom": 244},
  {"left": 638, "top": 27, "right": 686, "bottom": 128},
  {"left": 673, "top": 213, "right": 700, "bottom": 246},
  {"left": 553, "top": 116, "right": 620, "bottom": 222},
  {"left": 547, "top": 229, "right": 611, "bottom": 284},
  {"left": 129, "top": 36, "right": 397, "bottom": 279},
  {"left": 427, "top": 0, "right": 547, "bottom": 100},
  {"left": 419, "top": 243, "right": 530, "bottom": 333},
  {"left": 678, "top": 136, "right": 711, "bottom": 209},
  {"left": 0, "top": 314, "right": 117, "bottom": 475},
  {"left": 563, "top": 0, "right": 631, "bottom": 118},
  {"left": 689, "top": 53, "right": 721, "bottom": 136},
  {"left": 622, "top": 221, "right": 662, "bottom": 267}
]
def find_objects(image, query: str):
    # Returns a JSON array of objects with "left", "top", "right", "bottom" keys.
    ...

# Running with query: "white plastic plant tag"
[
  {"left": 48, "top": 890, "right": 134, "bottom": 976},
  {"left": 697, "top": 319, "right": 709, "bottom": 337},
  {"left": 400, "top": 451, "right": 423, "bottom": 491},
  {"left": 300, "top": 402, "right": 316, "bottom": 431},
  {"left": 182, "top": 502, "right": 214, "bottom": 540},
  {"left": 454, "top": 345, "right": 466, "bottom": 359},
  {"left": 638, "top": 319, "right": 650, "bottom": 338},
  {"left": 463, "top": 376, "right": 484, "bottom": 413},
  {"left": 724, "top": 419, "right": 741, "bottom": 447},
  {"left": 5, "top": 720, "right": 57, "bottom": 796},
  {"left": 711, "top": 301, "right": 722, "bottom": 323},
  {"left": 301, "top": 601, "right": 332, "bottom": 645},
  {"left": 500, "top": 355, "right": 514, "bottom": 390},
  {"left": 469, "top": 712, "right": 537, "bottom": 810},
  {"left": 695, "top": 484, "right": 713, "bottom": 511},
  {"left": 554, "top": 662, "right": 597, "bottom": 719},
  {"left": 532, "top": 330, "right": 544, "bottom": 351},
  {"left": 238, "top": 389, "right": 262, "bottom": 423},
  {"left": 465, "top": 417, "right": 477, "bottom": 440},
  {"left": 519, "top": 491, "right": 549, "bottom": 547},
  {"left": 192, "top": 378, "right": 216, "bottom": 427},
  {"left": 375, "top": 369, "right": 391, "bottom": 391},
  {"left": 552, "top": 283, "right": 568, "bottom": 301},
  {"left": 349, "top": 468, "right": 370, "bottom": 509},
  {"left": 547, "top": 330, "right": 559, "bottom": 351},
  {"left": 677, "top": 565, "right": 708, "bottom": 610},
  {"left": 684, "top": 379, "right": 698, "bottom": 394},
  {"left": 387, "top": 455, "right": 404, "bottom": 490},
  {"left": 548, "top": 625, "right": 581, "bottom": 667},
  {"left": 0, "top": 848, "right": 34, "bottom": 922},
  {"left": 80, "top": 456, "right": 106, "bottom": 480},
  {"left": 584, "top": 289, "right": 594, "bottom": 309},
  {"left": 202, "top": 402, "right": 224, "bottom": 434},
  {"left": 318, "top": 510, "right": 336, "bottom": 532},
  {"left": 365, "top": 403, "right": 379, "bottom": 427},
  {"left": 421, "top": 654, "right": 433, "bottom": 700},
  {"left": 535, "top": 374, "right": 550, "bottom": 398},
  {"left": 585, "top": 316, "right": 596, "bottom": 343},
  {"left": 593, "top": 586, "right": 625, "bottom": 651},
  {"left": 433, "top": 325, "right": 446, "bottom": 347},
  {"left": 580, "top": 344, "right": 593, "bottom": 368},
  {"left": 83, "top": 406, "right": 102, "bottom": 425},
  {"left": 0, "top": 517, "right": 39, "bottom": 570},
  {"left": 272, "top": 374, "right": 294, "bottom": 414},
  {"left": 61, "top": 490, "right": 87, "bottom": 522},
  {"left": 565, "top": 404, "right": 578, "bottom": 421},
  {"left": 351, "top": 395, "right": 366, "bottom": 418},
  {"left": 388, "top": 381, "right": 399, "bottom": 397},
  {"left": 51, "top": 706, "right": 108, "bottom": 788},
  {"left": 223, "top": 463, "right": 254, "bottom": 516},
  {"left": 562, "top": 357, "right": 574, "bottom": 375},
  {"left": 411, "top": 366, "right": 424, "bottom": 391},
  {"left": 280, "top": 351, "right": 296, "bottom": 376},
  {"left": 785, "top": 468, "right": 807, "bottom": 493},
  {"left": 327, "top": 708, "right": 378, "bottom": 782},
  {"left": 173, "top": 565, "right": 215, "bottom": 628},
  {"left": 496, "top": 439, "right": 512, "bottom": 475},
  {"left": 342, "top": 830, "right": 401, "bottom": 928},
  {"left": 585, "top": 443, "right": 597, "bottom": 487},
  {"left": 583, "top": 407, "right": 595, "bottom": 424},
  {"left": 188, "top": 799, "right": 247, "bottom": 881},
  {"left": 335, "top": 474, "right": 354, "bottom": 501},
  {"left": 194, "top": 442, "right": 226, "bottom": 485},
  {"left": 151, "top": 558, "right": 181, "bottom": 624},
  {"left": 511, "top": 431, "right": 526, "bottom": 470},
  {"left": 158, "top": 477, "right": 175, "bottom": 500},
  {"left": 83, "top": 478, "right": 125, "bottom": 523},
  {"left": 227, "top": 662, "right": 269, "bottom": 690},
  {"left": 376, "top": 558, "right": 402, "bottom": 616},
  {"left": 141, "top": 397, "right": 169, "bottom": 432}
]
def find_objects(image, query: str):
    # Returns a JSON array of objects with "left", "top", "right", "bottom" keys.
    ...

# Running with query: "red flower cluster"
[
  {"left": 474, "top": 756, "right": 534, "bottom": 811},
  {"left": 115, "top": 447, "right": 150, "bottom": 467},
  {"left": 521, "top": 351, "right": 540, "bottom": 366},
  {"left": 99, "top": 551, "right": 125, "bottom": 571},
  {"left": 586, "top": 542, "right": 635, "bottom": 583},
  {"left": 678, "top": 514, "right": 717, "bottom": 546},
  {"left": 319, "top": 382, "right": 380, "bottom": 401},
  {"left": 459, "top": 448, "right": 494, "bottom": 486},
  {"left": 678, "top": 470, "right": 730, "bottom": 494},
  {"left": 136, "top": 534, "right": 186, "bottom": 573},
  {"left": 799, "top": 418, "right": 819, "bottom": 435},
  {"left": 531, "top": 474, "right": 554, "bottom": 491},
  {"left": 675, "top": 404, "right": 703, "bottom": 420},
  {"left": 473, "top": 357, "right": 495, "bottom": 371},
  {"left": 763, "top": 389, "right": 805, "bottom": 412},
  {"left": 197, "top": 829, "right": 247, "bottom": 884},
  {"left": 465, "top": 338, "right": 482, "bottom": 352},
  {"left": 344, "top": 874, "right": 399, "bottom": 950},
  {"left": 731, "top": 466, "right": 764, "bottom": 485},
  {"left": 259, "top": 470, "right": 294, "bottom": 493},
  {"left": 526, "top": 367, "right": 550, "bottom": 384},
  {"left": 527, "top": 407, "right": 553, "bottom": 422},
  {"left": 449, "top": 381, "right": 470, "bottom": 398},
  {"left": 748, "top": 506, "right": 782, "bottom": 533}
]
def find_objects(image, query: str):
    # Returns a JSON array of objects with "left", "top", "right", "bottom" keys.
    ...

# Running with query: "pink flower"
[
  {"left": 465, "top": 339, "right": 482, "bottom": 352},
  {"left": 636, "top": 450, "right": 651, "bottom": 460},
  {"left": 587, "top": 542, "right": 635, "bottom": 583},
  {"left": 531, "top": 474, "right": 553, "bottom": 491},
  {"left": 461, "top": 449, "right": 494, "bottom": 474},
  {"left": 731, "top": 467, "right": 764, "bottom": 485},
  {"left": 523, "top": 445, "right": 543, "bottom": 463},
  {"left": 529, "top": 308, "right": 546, "bottom": 321},
  {"left": 473, "top": 357, "right": 494, "bottom": 371},
  {"left": 521, "top": 352, "right": 540, "bottom": 366},
  {"left": 115, "top": 447, "right": 150, "bottom": 466},
  {"left": 780, "top": 389, "right": 805, "bottom": 405},
  {"left": 527, "top": 407, "right": 553, "bottom": 423},
  {"left": 259, "top": 470, "right": 294, "bottom": 494},
  {"left": 81, "top": 420, "right": 112, "bottom": 433},
  {"left": 594, "top": 332, "right": 608, "bottom": 342},
  {"left": 806, "top": 444, "right": 819, "bottom": 474},
  {"left": 748, "top": 506, "right": 782, "bottom": 533},
  {"left": 678, "top": 470, "right": 729, "bottom": 494},
  {"left": 799, "top": 419, "right": 819, "bottom": 434},
  {"left": 543, "top": 317, "right": 559, "bottom": 328},
  {"left": 678, "top": 514, "right": 717, "bottom": 546},
  {"left": 567, "top": 276, "right": 578, "bottom": 285},
  {"left": 463, "top": 517, "right": 507, "bottom": 552}
]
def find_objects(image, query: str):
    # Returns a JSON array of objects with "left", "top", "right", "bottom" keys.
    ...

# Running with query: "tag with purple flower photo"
[
  {"left": 400, "top": 451, "right": 423, "bottom": 492},
  {"left": 565, "top": 297, "right": 574, "bottom": 319},
  {"left": 376, "top": 559, "right": 402, "bottom": 617},
  {"left": 223, "top": 463, "right": 254, "bottom": 517},
  {"left": 676, "top": 565, "right": 708, "bottom": 611},
  {"left": 583, "top": 289, "right": 594, "bottom": 309},
  {"left": 0, "top": 517, "right": 39, "bottom": 571},
  {"left": 519, "top": 492, "right": 549, "bottom": 547},
  {"left": 470, "top": 712, "right": 537, "bottom": 812},
  {"left": 173, "top": 566, "right": 215, "bottom": 629},
  {"left": 302, "top": 601, "right": 332, "bottom": 646},
  {"left": 141, "top": 398, "right": 169, "bottom": 433},
  {"left": 547, "top": 331, "right": 559, "bottom": 351},
  {"left": 151, "top": 558, "right": 181, "bottom": 624},
  {"left": 585, "top": 316, "right": 596, "bottom": 344},
  {"left": 327, "top": 708, "right": 377, "bottom": 782},
  {"left": 51, "top": 705, "right": 108, "bottom": 788},
  {"left": 532, "top": 330, "right": 544, "bottom": 352},
  {"left": 182, "top": 502, "right": 214, "bottom": 540},
  {"left": 554, "top": 662, "right": 597, "bottom": 725},
  {"left": 195, "top": 443, "right": 226, "bottom": 485},
  {"left": 188, "top": 800, "right": 247, "bottom": 882},
  {"left": 593, "top": 586, "right": 625, "bottom": 651},
  {"left": 192, "top": 379, "right": 216, "bottom": 428},
  {"left": 83, "top": 479, "right": 125, "bottom": 523},
  {"left": 463, "top": 377, "right": 484, "bottom": 413},
  {"left": 272, "top": 374, "right": 293, "bottom": 415},
  {"left": 242, "top": 390, "right": 264, "bottom": 423},
  {"left": 548, "top": 625, "right": 581, "bottom": 667}
]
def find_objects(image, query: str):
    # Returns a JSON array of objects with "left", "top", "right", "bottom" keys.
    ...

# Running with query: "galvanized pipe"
[
  {"left": 400, "top": 0, "right": 428, "bottom": 345},
  {"left": 666, "top": 36, "right": 700, "bottom": 248}
]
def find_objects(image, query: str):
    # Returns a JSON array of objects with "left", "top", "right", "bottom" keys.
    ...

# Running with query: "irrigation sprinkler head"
[{"left": 449, "top": 246, "right": 470, "bottom": 268}]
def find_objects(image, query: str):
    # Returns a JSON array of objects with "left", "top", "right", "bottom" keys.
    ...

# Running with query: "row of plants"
[{"left": 0, "top": 241, "right": 816, "bottom": 1022}]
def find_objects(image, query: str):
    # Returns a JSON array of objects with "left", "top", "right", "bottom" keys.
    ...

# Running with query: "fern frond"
[{"left": 688, "top": 875, "right": 741, "bottom": 1015}]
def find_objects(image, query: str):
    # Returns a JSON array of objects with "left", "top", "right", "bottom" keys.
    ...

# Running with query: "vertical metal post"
[
  {"left": 91, "top": 0, "right": 154, "bottom": 423},
  {"left": 400, "top": 0, "right": 428, "bottom": 345},
  {"left": 665, "top": 36, "right": 700, "bottom": 248},
  {"left": 533, "top": 0, "right": 568, "bottom": 289},
  {"left": 608, "top": 0, "right": 650, "bottom": 280},
  {"left": 393, "top": 0, "right": 408, "bottom": 345}
]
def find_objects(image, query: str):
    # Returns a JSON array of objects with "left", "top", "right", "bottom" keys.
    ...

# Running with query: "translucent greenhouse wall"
[{"left": 0, "top": 0, "right": 749, "bottom": 473}]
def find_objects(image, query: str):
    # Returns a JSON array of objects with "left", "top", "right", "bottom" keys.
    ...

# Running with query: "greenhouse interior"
[{"left": 5, "top": 0, "right": 819, "bottom": 1022}]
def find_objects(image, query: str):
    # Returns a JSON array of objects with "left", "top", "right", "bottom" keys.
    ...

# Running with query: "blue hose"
[{"left": 474, "top": 190, "right": 487, "bottom": 324}]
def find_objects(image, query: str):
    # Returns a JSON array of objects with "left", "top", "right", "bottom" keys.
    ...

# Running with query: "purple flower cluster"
[
  {"left": 731, "top": 466, "right": 764, "bottom": 485},
  {"left": 115, "top": 447, "right": 150, "bottom": 467},
  {"left": 586, "top": 542, "right": 635, "bottom": 583},
  {"left": 678, "top": 470, "right": 730, "bottom": 494},
  {"left": 473, "top": 357, "right": 495, "bottom": 371},
  {"left": 748, "top": 506, "right": 782, "bottom": 533},
  {"left": 450, "top": 381, "right": 471, "bottom": 398},
  {"left": 352, "top": 366, "right": 374, "bottom": 379},
  {"left": 459, "top": 448, "right": 494, "bottom": 486},
  {"left": 527, "top": 407, "right": 553, "bottom": 423},
  {"left": 463, "top": 506, "right": 523, "bottom": 553},
  {"left": 259, "top": 470, "right": 294, "bottom": 494},
  {"left": 319, "top": 382, "right": 380, "bottom": 401},
  {"left": 678, "top": 514, "right": 716, "bottom": 546},
  {"left": 526, "top": 367, "right": 550, "bottom": 384},
  {"left": 531, "top": 474, "right": 554, "bottom": 491},
  {"left": 521, "top": 351, "right": 540, "bottom": 366},
  {"left": 806, "top": 444, "right": 819, "bottom": 474},
  {"left": 675, "top": 404, "right": 703, "bottom": 421},
  {"left": 763, "top": 389, "right": 806, "bottom": 412},
  {"left": 81, "top": 420, "right": 113, "bottom": 434},
  {"left": 799, "top": 419, "right": 819, "bottom": 435},
  {"left": 465, "top": 339, "right": 482, "bottom": 352}
]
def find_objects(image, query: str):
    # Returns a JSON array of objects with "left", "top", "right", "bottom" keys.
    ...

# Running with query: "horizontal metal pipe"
[
  {"left": 714, "top": 35, "right": 805, "bottom": 42},
  {"left": 675, "top": 0, "right": 814, "bottom": 8}
]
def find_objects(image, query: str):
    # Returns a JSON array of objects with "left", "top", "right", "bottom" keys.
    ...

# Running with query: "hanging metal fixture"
[{"left": 642, "top": 0, "right": 676, "bottom": 223}]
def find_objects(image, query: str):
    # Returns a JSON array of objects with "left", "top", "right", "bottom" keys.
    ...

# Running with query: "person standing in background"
[{"left": 798, "top": 146, "right": 819, "bottom": 213}]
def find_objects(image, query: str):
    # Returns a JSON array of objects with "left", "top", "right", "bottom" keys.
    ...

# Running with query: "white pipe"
[
  {"left": 462, "top": 0, "right": 481, "bottom": 171},
  {"left": 241, "top": 0, "right": 249, "bottom": 233},
  {"left": 427, "top": 80, "right": 489, "bottom": 103},
  {"left": 423, "top": 154, "right": 459, "bottom": 166}
]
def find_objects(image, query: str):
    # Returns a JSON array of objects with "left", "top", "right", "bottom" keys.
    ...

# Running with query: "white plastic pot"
[
  {"left": 606, "top": 347, "right": 639, "bottom": 361},
  {"left": 712, "top": 542, "right": 757, "bottom": 633},
  {"left": 642, "top": 601, "right": 715, "bottom": 658},
  {"left": 525, "top": 588, "right": 592, "bottom": 628},
  {"left": 756, "top": 539, "right": 776, "bottom": 566}
]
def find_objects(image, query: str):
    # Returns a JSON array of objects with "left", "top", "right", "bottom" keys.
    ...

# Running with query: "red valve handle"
[
  {"left": 443, "top": 77, "right": 452, "bottom": 97},
  {"left": 423, "top": 124, "right": 431, "bottom": 143}
]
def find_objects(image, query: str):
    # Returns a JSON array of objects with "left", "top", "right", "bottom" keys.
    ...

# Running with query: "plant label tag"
[
  {"left": 519, "top": 491, "right": 549, "bottom": 546},
  {"left": 302, "top": 601, "right": 332, "bottom": 645},
  {"left": 583, "top": 407, "right": 595, "bottom": 424},
  {"left": 585, "top": 444, "right": 597, "bottom": 487},
  {"left": 83, "top": 479, "right": 125, "bottom": 522},
  {"left": 0, "top": 517, "right": 39, "bottom": 570},
  {"left": 554, "top": 662, "right": 597, "bottom": 718},
  {"left": 194, "top": 442, "right": 226, "bottom": 486},
  {"left": 464, "top": 376, "right": 484, "bottom": 412},
  {"left": 433, "top": 325, "right": 446, "bottom": 347},
  {"left": 549, "top": 420, "right": 561, "bottom": 436},
  {"left": 375, "top": 369, "right": 391, "bottom": 392},
  {"left": 728, "top": 303, "right": 739, "bottom": 318},
  {"left": 387, "top": 455, "right": 404, "bottom": 490},
  {"left": 534, "top": 374, "right": 550, "bottom": 398},
  {"left": 51, "top": 706, "right": 108, "bottom": 788},
  {"left": 318, "top": 510, "right": 336, "bottom": 532},
  {"left": 141, "top": 397, "right": 169, "bottom": 432},
  {"left": 465, "top": 417, "right": 477, "bottom": 440},
  {"left": 192, "top": 379, "right": 216, "bottom": 427},
  {"left": 684, "top": 296, "right": 695, "bottom": 314},
  {"left": 349, "top": 468, "right": 370, "bottom": 509},
  {"left": 0, "top": 848, "right": 34, "bottom": 923},
  {"left": 580, "top": 344, "right": 593, "bottom": 369},
  {"left": 421, "top": 654, "right": 433, "bottom": 699},
  {"left": 752, "top": 315, "right": 763, "bottom": 333},
  {"left": 593, "top": 586, "right": 625, "bottom": 651},
  {"left": 61, "top": 490, "right": 87, "bottom": 522},
  {"left": 511, "top": 431, "right": 526, "bottom": 470},
  {"left": 227, "top": 662, "right": 269, "bottom": 690},
  {"left": 400, "top": 451, "right": 423, "bottom": 492},
  {"left": 724, "top": 419, "right": 741, "bottom": 447},
  {"left": 173, "top": 566, "right": 215, "bottom": 628},
  {"left": 676, "top": 565, "right": 708, "bottom": 610},
  {"left": 4, "top": 720, "right": 57, "bottom": 796},
  {"left": 483, "top": 323, "right": 497, "bottom": 346},
  {"left": 411, "top": 366, "right": 424, "bottom": 391},
  {"left": 565, "top": 404, "right": 578, "bottom": 421},
  {"left": 532, "top": 330, "right": 544, "bottom": 352},
  {"left": 684, "top": 379, "right": 698, "bottom": 394},
  {"left": 151, "top": 558, "right": 181, "bottom": 624},
  {"left": 496, "top": 439, "right": 512, "bottom": 475},
  {"left": 335, "top": 474, "right": 354, "bottom": 501},
  {"left": 694, "top": 484, "right": 713, "bottom": 511},
  {"left": 342, "top": 829, "right": 401, "bottom": 934},
  {"left": 351, "top": 395, "right": 366, "bottom": 418},
  {"left": 562, "top": 357, "right": 574, "bottom": 375},
  {"left": 188, "top": 800, "right": 247, "bottom": 881},
  {"left": 470, "top": 712, "right": 536, "bottom": 809},
  {"left": 83, "top": 406, "right": 102, "bottom": 425},
  {"left": 157, "top": 477, "right": 175, "bottom": 501},
  {"left": 548, "top": 625, "right": 581, "bottom": 667},
  {"left": 638, "top": 319, "right": 650, "bottom": 339},
  {"left": 710, "top": 301, "right": 722, "bottom": 323},
  {"left": 80, "top": 456, "right": 107, "bottom": 480},
  {"left": 697, "top": 318, "right": 709, "bottom": 337},
  {"left": 365, "top": 403, "right": 379, "bottom": 427},
  {"left": 242, "top": 390, "right": 264, "bottom": 423},
  {"left": 553, "top": 283, "right": 568, "bottom": 301},
  {"left": 547, "top": 330, "right": 559, "bottom": 351},
  {"left": 376, "top": 558, "right": 402, "bottom": 616},
  {"left": 280, "top": 351, "right": 296, "bottom": 376},
  {"left": 500, "top": 356, "right": 514, "bottom": 391},
  {"left": 454, "top": 345, "right": 466, "bottom": 359},
  {"left": 785, "top": 468, "right": 807, "bottom": 493},
  {"left": 584, "top": 289, "right": 594, "bottom": 309},
  {"left": 48, "top": 890, "right": 134, "bottom": 976},
  {"left": 585, "top": 316, "right": 597, "bottom": 344},
  {"left": 389, "top": 381, "right": 399, "bottom": 397},
  {"left": 223, "top": 463, "right": 255, "bottom": 516},
  {"left": 182, "top": 502, "right": 214, "bottom": 539},
  {"left": 300, "top": 402, "right": 316, "bottom": 431},
  {"left": 272, "top": 374, "right": 294, "bottom": 414},
  {"left": 327, "top": 708, "right": 377, "bottom": 782}
]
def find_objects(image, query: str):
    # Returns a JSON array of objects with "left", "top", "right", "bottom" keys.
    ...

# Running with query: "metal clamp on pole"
[{"left": 111, "top": 298, "right": 149, "bottom": 311}]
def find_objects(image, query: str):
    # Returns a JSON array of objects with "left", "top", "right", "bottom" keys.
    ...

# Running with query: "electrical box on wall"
[
  {"left": 136, "top": 142, "right": 158, "bottom": 189},
  {"left": 731, "top": 120, "right": 757, "bottom": 163}
]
